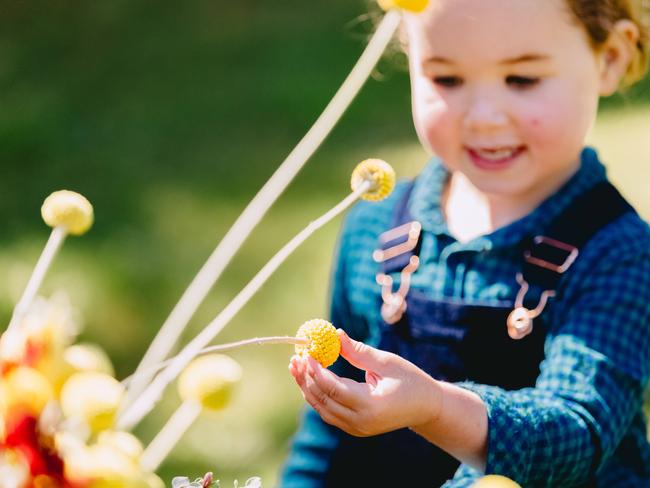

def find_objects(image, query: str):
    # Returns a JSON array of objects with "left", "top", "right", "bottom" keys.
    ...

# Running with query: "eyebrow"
[
  {"left": 423, "top": 54, "right": 551, "bottom": 65},
  {"left": 499, "top": 54, "right": 551, "bottom": 65}
]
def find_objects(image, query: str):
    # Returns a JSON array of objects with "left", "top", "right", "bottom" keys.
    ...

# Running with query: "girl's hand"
[{"left": 289, "top": 329, "right": 442, "bottom": 437}]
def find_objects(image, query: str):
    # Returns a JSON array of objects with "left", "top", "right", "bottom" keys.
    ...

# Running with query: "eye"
[
  {"left": 433, "top": 76, "right": 464, "bottom": 88},
  {"left": 506, "top": 75, "right": 540, "bottom": 89}
]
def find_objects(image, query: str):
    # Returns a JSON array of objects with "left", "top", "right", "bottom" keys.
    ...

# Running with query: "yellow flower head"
[
  {"left": 60, "top": 371, "right": 125, "bottom": 433},
  {"left": 471, "top": 475, "right": 522, "bottom": 488},
  {"left": 377, "top": 0, "right": 429, "bottom": 12},
  {"left": 3, "top": 366, "right": 54, "bottom": 417},
  {"left": 64, "top": 443, "right": 149, "bottom": 488},
  {"left": 97, "top": 430, "right": 144, "bottom": 461},
  {"left": 295, "top": 319, "right": 341, "bottom": 368},
  {"left": 177, "top": 354, "right": 242, "bottom": 412},
  {"left": 27, "top": 292, "right": 79, "bottom": 346},
  {"left": 350, "top": 159, "right": 396, "bottom": 202},
  {"left": 20, "top": 294, "right": 82, "bottom": 389},
  {"left": 41, "top": 190, "right": 94, "bottom": 236},
  {"left": 0, "top": 449, "right": 29, "bottom": 487},
  {"left": 0, "top": 380, "right": 7, "bottom": 415},
  {"left": 47, "top": 342, "right": 115, "bottom": 395},
  {"left": 0, "top": 329, "right": 27, "bottom": 364},
  {"left": 63, "top": 343, "right": 115, "bottom": 375}
]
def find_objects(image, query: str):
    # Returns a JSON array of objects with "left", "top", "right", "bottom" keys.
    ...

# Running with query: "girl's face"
[{"left": 406, "top": 0, "right": 605, "bottom": 203}]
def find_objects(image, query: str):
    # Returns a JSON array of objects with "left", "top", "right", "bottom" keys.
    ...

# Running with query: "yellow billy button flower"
[
  {"left": 4, "top": 366, "right": 54, "bottom": 417},
  {"left": 0, "top": 449, "right": 29, "bottom": 487},
  {"left": 295, "top": 319, "right": 341, "bottom": 368},
  {"left": 41, "top": 190, "right": 94, "bottom": 236},
  {"left": 64, "top": 343, "right": 115, "bottom": 377},
  {"left": 350, "top": 158, "right": 396, "bottom": 202},
  {"left": 377, "top": 0, "right": 429, "bottom": 13},
  {"left": 51, "top": 343, "right": 116, "bottom": 393},
  {"left": 60, "top": 371, "right": 125, "bottom": 433},
  {"left": 0, "top": 329, "right": 27, "bottom": 364},
  {"left": 471, "top": 475, "right": 522, "bottom": 487},
  {"left": 64, "top": 443, "right": 151, "bottom": 488},
  {"left": 177, "top": 354, "right": 242, "bottom": 412},
  {"left": 97, "top": 430, "right": 144, "bottom": 461},
  {"left": 0, "top": 381, "right": 7, "bottom": 438}
]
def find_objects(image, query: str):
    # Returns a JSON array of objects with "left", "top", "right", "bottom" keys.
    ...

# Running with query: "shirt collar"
[{"left": 408, "top": 147, "right": 608, "bottom": 249}]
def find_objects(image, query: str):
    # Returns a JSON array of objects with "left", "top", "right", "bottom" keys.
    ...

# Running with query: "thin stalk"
[
  {"left": 123, "top": 9, "right": 401, "bottom": 407},
  {"left": 121, "top": 336, "right": 308, "bottom": 387},
  {"left": 139, "top": 400, "right": 202, "bottom": 472},
  {"left": 117, "top": 183, "right": 370, "bottom": 431},
  {"left": 5, "top": 226, "right": 67, "bottom": 335}
]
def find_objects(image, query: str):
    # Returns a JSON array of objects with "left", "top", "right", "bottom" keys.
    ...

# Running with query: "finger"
[
  {"left": 288, "top": 356, "right": 303, "bottom": 386},
  {"left": 289, "top": 355, "right": 312, "bottom": 393},
  {"left": 304, "top": 356, "right": 368, "bottom": 410},
  {"left": 301, "top": 363, "right": 357, "bottom": 426},
  {"left": 304, "top": 393, "right": 348, "bottom": 431},
  {"left": 290, "top": 357, "right": 317, "bottom": 407},
  {"left": 337, "top": 329, "right": 389, "bottom": 372}
]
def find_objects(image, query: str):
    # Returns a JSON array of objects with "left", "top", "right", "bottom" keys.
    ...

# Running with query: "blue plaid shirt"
[{"left": 279, "top": 147, "right": 650, "bottom": 487}]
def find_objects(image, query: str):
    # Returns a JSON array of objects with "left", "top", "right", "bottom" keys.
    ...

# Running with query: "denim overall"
[{"left": 324, "top": 181, "right": 633, "bottom": 487}]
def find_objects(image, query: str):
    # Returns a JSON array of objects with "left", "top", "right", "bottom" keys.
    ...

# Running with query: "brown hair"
[{"left": 565, "top": 0, "right": 649, "bottom": 86}]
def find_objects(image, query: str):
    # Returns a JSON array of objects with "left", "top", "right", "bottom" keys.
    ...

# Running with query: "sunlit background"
[{"left": 1, "top": 1, "right": 648, "bottom": 485}]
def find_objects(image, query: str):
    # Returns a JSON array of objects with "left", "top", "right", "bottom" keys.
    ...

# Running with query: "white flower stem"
[
  {"left": 120, "top": 336, "right": 309, "bottom": 387},
  {"left": 140, "top": 400, "right": 202, "bottom": 473},
  {"left": 117, "top": 183, "right": 369, "bottom": 431},
  {"left": 123, "top": 9, "right": 401, "bottom": 407},
  {"left": 5, "top": 226, "right": 67, "bottom": 335}
]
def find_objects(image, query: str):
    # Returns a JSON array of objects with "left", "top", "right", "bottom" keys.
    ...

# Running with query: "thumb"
[{"left": 338, "top": 329, "right": 388, "bottom": 372}]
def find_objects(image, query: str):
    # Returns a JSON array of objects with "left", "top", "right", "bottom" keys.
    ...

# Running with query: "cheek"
[
  {"left": 520, "top": 112, "right": 560, "bottom": 144},
  {"left": 522, "top": 111, "right": 592, "bottom": 159},
  {"left": 518, "top": 84, "right": 598, "bottom": 148},
  {"left": 413, "top": 95, "right": 458, "bottom": 154},
  {"left": 516, "top": 101, "right": 576, "bottom": 151}
]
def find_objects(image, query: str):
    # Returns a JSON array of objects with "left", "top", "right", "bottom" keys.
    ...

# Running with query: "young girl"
[{"left": 280, "top": 0, "right": 650, "bottom": 486}]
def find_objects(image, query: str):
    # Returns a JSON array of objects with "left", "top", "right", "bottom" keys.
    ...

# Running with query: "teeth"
[{"left": 475, "top": 148, "right": 516, "bottom": 160}]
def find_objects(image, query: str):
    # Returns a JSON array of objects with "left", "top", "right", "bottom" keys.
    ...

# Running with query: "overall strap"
[
  {"left": 376, "top": 180, "right": 420, "bottom": 274},
  {"left": 522, "top": 181, "right": 635, "bottom": 290},
  {"left": 373, "top": 181, "right": 421, "bottom": 325}
]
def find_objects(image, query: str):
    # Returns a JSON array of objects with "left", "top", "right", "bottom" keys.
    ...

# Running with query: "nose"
[{"left": 463, "top": 88, "right": 509, "bottom": 131}]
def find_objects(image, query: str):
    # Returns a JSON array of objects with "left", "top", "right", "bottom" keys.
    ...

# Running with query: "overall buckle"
[
  {"left": 373, "top": 221, "right": 422, "bottom": 262},
  {"left": 524, "top": 235, "right": 579, "bottom": 273},
  {"left": 508, "top": 236, "right": 579, "bottom": 339},
  {"left": 374, "top": 221, "right": 422, "bottom": 324}
]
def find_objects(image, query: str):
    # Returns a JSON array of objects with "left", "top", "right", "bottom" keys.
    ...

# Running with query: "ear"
[{"left": 598, "top": 19, "right": 640, "bottom": 96}]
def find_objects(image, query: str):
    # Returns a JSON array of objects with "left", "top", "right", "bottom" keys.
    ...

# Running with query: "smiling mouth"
[{"left": 467, "top": 146, "right": 525, "bottom": 169}]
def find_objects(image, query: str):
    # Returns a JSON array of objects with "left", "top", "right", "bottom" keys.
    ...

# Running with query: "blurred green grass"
[{"left": 0, "top": 1, "right": 649, "bottom": 486}]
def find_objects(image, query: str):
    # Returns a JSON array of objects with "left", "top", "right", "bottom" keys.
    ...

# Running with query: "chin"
[{"left": 471, "top": 178, "right": 531, "bottom": 199}]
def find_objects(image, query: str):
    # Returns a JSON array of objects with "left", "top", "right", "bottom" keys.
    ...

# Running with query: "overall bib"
[{"left": 324, "top": 180, "right": 633, "bottom": 487}]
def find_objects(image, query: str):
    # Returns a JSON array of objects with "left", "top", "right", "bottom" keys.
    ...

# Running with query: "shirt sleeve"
[{"left": 458, "top": 229, "right": 650, "bottom": 486}]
